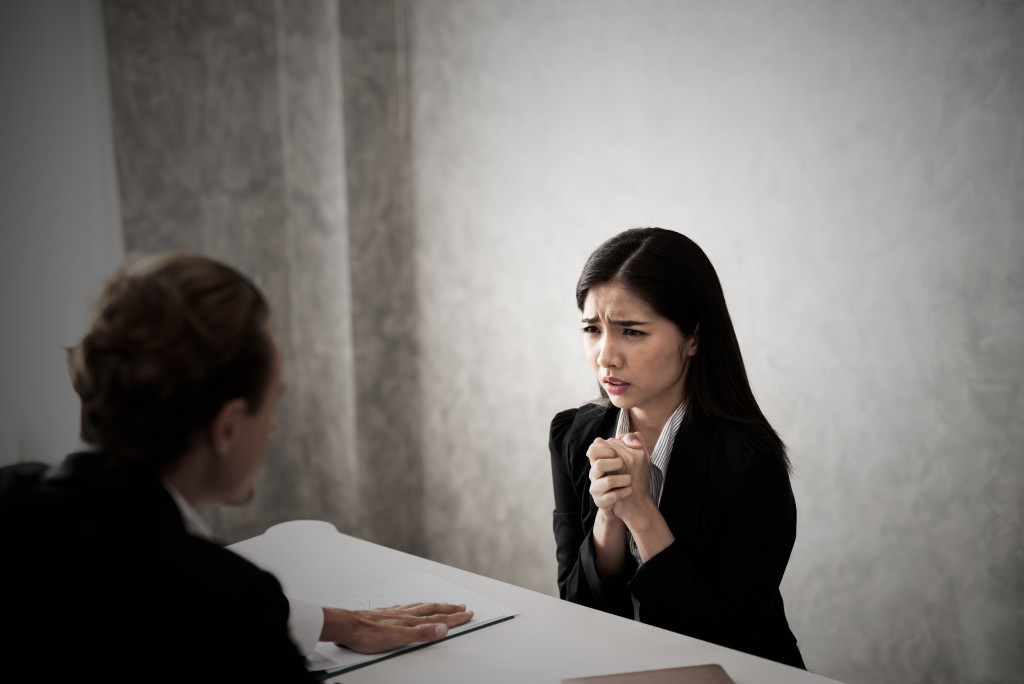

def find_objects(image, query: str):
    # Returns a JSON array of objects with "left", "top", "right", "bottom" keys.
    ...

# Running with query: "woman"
[{"left": 549, "top": 228, "right": 805, "bottom": 669}]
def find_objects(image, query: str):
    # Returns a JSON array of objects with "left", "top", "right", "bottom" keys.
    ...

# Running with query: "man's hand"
[{"left": 321, "top": 602, "right": 474, "bottom": 654}]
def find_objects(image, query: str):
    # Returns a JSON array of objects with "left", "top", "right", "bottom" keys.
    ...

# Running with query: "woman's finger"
[
  {"left": 586, "top": 438, "right": 617, "bottom": 461},
  {"left": 594, "top": 486, "right": 633, "bottom": 509},
  {"left": 589, "top": 474, "right": 631, "bottom": 495},
  {"left": 589, "top": 457, "right": 624, "bottom": 480}
]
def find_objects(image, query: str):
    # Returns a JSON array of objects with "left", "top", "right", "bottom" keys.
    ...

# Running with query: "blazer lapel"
[{"left": 658, "top": 410, "right": 717, "bottom": 539}]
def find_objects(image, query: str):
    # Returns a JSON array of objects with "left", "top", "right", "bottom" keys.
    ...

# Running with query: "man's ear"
[
  {"left": 685, "top": 324, "right": 699, "bottom": 357},
  {"left": 208, "top": 398, "right": 248, "bottom": 458}
]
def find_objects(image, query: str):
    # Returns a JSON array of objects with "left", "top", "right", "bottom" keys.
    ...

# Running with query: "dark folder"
[{"left": 561, "top": 664, "right": 735, "bottom": 684}]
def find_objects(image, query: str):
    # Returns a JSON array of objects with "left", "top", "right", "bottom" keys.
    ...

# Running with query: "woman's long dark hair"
[{"left": 576, "top": 227, "right": 790, "bottom": 471}]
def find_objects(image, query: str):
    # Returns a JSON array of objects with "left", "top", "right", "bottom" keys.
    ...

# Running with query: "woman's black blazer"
[{"left": 549, "top": 401, "right": 805, "bottom": 669}]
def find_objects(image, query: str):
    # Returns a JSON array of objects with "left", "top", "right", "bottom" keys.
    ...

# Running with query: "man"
[{"left": 0, "top": 253, "right": 471, "bottom": 682}]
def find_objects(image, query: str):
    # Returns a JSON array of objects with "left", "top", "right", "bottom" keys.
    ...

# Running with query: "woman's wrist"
[
  {"left": 617, "top": 492, "right": 657, "bottom": 531},
  {"left": 623, "top": 503, "right": 674, "bottom": 563},
  {"left": 592, "top": 509, "right": 628, "bottom": 577},
  {"left": 596, "top": 508, "right": 624, "bottom": 527}
]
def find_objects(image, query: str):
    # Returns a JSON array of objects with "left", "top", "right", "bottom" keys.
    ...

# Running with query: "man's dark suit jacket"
[
  {"left": 549, "top": 402, "right": 805, "bottom": 670},
  {"left": 0, "top": 452, "right": 315, "bottom": 683}
]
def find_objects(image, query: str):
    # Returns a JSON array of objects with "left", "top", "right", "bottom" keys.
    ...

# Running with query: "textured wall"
[
  {"left": 406, "top": 2, "right": 1023, "bottom": 683},
  {"left": 0, "top": 0, "right": 124, "bottom": 468},
  {"left": 94, "top": 1, "right": 1022, "bottom": 682},
  {"left": 337, "top": 0, "right": 426, "bottom": 555},
  {"left": 103, "top": 0, "right": 362, "bottom": 542}
]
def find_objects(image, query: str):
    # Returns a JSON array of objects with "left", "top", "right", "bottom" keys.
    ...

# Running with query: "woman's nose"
[{"left": 596, "top": 335, "right": 620, "bottom": 369}]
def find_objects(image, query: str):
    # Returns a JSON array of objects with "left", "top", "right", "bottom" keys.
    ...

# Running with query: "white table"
[{"left": 230, "top": 520, "right": 841, "bottom": 684}]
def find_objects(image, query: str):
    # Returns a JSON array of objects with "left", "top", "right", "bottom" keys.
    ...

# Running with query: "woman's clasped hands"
[
  {"left": 587, "top": 432, "right": 675, "bottom": 568},
  {"left": 587, "top": 433, "right": 655, "bottom": 527}
]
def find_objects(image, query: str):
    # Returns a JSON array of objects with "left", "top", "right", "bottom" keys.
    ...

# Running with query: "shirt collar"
[
  {"left": 162, "top": 480, "right": 215, "bottom": 541},
  {"left": 614, "top": 402, "right": 687, "bottom": 473}
]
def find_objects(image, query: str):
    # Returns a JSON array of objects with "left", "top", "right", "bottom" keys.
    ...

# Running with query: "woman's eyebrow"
[{"left": 581, "top": 316, "right": 649, "bottom": 326}]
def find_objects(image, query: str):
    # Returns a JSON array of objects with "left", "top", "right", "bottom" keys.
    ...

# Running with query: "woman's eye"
[
  {"left": 623, "top": 328, "right": 646, "bottom": 337},
  {"left": 582, "top": 326, "right": 600, "bottom": 334}
]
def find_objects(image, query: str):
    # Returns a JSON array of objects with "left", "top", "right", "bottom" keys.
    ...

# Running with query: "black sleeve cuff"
[{"left": 580, "top": 529, "right": 638, "bottom": 605}]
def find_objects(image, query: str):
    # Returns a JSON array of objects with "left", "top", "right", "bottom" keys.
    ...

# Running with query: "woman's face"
[{"left": 582, "top": 283, "right": 696, "bottom": 421}]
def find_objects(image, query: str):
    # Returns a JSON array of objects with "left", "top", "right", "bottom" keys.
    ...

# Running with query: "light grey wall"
[
  {"left": 337, "top": 0, "right": 427, "bottom": 555},
  {"left": 0, "top": 0, "right": 124, "bottom": 467},
  {"left": 406, "top": 2, "right": 1023, "bottom": 683},
  {"left": 101, "top": 0, "right": 365, "bottom": 543},
  {"left": 9, "top": 1, "right": 1020, "bottom": 683}
]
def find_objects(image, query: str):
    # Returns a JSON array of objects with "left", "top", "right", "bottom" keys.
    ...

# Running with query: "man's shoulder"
[
  {"left": 0, "top": 461, "right": 50, "bottom": 486},
  {"left": 182, "top": 534, "right": 285, "bottom": 595},
  {"left": 0, "top": 461, "right": 50, "bottom": 503},
  {"left": 7, "top": 453, "right": 173, "bottom": 532}
]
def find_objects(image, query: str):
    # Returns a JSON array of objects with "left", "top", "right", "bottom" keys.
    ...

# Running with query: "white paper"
[{"left": 308, "top": 573, "right": 517, "bottom": 676}]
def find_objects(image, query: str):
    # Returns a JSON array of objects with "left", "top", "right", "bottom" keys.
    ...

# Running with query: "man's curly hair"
[{"left": 67, "top": 253, "right": 273, "bottom": 468}]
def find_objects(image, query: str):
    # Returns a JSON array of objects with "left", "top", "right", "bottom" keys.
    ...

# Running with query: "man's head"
[{"left": 68, "top": 253, "right": 280, "bottom": 484}]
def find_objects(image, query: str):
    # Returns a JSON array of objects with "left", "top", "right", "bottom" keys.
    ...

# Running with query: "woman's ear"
[
  {"left": 208, "top": 398, "right": 248, "bottom": 457},
  {"left": 685, "top": 324, "right": 699, "bottom": 357}
]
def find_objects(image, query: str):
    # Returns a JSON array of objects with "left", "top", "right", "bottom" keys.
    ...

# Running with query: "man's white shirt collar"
[{"left": 162, "top": 480, "right": 215, "bottom": 541}]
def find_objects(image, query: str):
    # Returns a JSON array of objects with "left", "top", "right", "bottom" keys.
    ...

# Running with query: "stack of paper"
[{"left": 306, "top": 573, "right": 517, "bottom": 679}]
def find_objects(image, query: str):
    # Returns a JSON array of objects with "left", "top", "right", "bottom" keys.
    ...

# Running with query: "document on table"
[
  {"left": 561, "top": 664, "right": 735, "bottom": 684},
  {"left": 305, "top": 572, "right": 517, "bottom": 678}
]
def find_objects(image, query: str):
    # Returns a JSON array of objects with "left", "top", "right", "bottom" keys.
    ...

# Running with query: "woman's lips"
[{"left": 603, "top": 377, "right": 630, "bottom": 395}]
